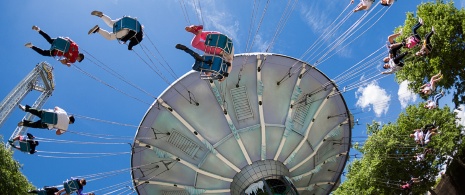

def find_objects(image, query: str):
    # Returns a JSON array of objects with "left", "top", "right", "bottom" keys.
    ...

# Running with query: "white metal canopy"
[{"left": 131, "top": 53, "right": 352, "bottom": 195}]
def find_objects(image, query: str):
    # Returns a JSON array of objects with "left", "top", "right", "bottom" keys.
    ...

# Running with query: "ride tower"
[{"left": 0, "top": 62, "right": 55, "bottom": 146}]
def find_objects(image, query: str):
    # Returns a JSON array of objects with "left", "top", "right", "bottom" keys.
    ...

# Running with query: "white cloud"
[
  {"left": 355, "top": 81, "right": 391, "bottom": 117},
  {"left": 455, "top": 105, "right": 465, "bottom": 134},
  {"left": 398, "top": 80, "right": 417, "bottom": 109}
]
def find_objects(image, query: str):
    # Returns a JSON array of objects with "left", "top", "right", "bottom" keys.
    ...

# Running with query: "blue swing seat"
[
  {"left": 113, "top": 17, "right": 141, "bottom": 35},
  {"left": 50, "top": 37, "right": 70, "bottom": 54},
  {"left": 205, "top": 34, "right": 233, "bottom": 55},
  {"left": 63, "top": 179, "right": 80, "bottom": 194},
  {"left": 197, "top": 55, "right": 228, "bottom": 80},
  {"left": 41, "top": 111, "right": 58, "bottom": 125},
  {"left": 19, "top": 141, "right": 31, "bottom": 153}
]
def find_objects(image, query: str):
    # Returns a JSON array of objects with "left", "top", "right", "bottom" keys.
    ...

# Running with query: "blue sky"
[{"left": 1, "top": 0, "right": 465, "bottom": 194}]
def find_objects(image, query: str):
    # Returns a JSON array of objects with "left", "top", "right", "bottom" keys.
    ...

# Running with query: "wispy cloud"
[
  {"left": 187, "top": 0, "right": 240, "bottom": 44},
  {"left": 299, "top": 2, "right": 353, "bottom": 60},
  {"left": 355, "top": 81, "right": 391, "bottom": 117},
  {"left": 398, "top": 80, "right": 417, "bottom": 109}
]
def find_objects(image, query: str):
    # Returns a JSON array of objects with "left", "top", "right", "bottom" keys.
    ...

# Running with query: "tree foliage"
[
  {"left": 334, "top": 104, "right": 463, "bottom": 195},
  {"left": 393, "top": 0, "right": 465, "bottom": 106},
  {"left": 0, "top": 137, "right": 35, "bottom": 195}
]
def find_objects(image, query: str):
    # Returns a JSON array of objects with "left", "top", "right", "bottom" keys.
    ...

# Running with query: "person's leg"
[
  {"left": 176, "top": 44, "right": 204, "bottom": 61},
  {"left": 393, "top": 52, "right": 408, "bottom": 65},
  {"left": 389, "top": 43, "right": 403, "bottom": 58},
  {"left": 424, "top": 30, "right": 434, "bottom": 45},
  {"left": 22, "top": 120, "right": 48, "bottom": 129},
  {"left": 191, "top": 32, "right": 206, "bottom": 51},
  {"left": 433, "top": 93, "right": 444, "bottom": 105},
  {"left": 411, "top": 21, "right": 422, "bottom": 40},
  {"left": 38, "top": 30, "right": 55, "bottom": 44},
  {"left": 31, "top": 46, "right": 53, "bottom": 56},
  {"left": 97, "top": 28, "right": 118, "bottom": 40},
  {"left": 24, "top": 105, "right": 43, "bottom": 117},
  {"left": 101, "top": 14, "right": 117, "bottom": 27}
]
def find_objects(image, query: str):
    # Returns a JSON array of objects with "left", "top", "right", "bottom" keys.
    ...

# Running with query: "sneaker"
[
  {"left": 185, "top": 25, "right": 203, "bottom": 34},
  {"left": 91, "top": 10, "right": 103, "bottom": 17},
  {"left": 175, "top": 44, "right": 188, "bottom": 50},
  {"left": 32, "top": 25, "right": 40, "bottom": 32},
  {"left": 8, "top": 139, "right": 13, "bottom": 144},
  {"left": 418, "top": 17, "right": 424, "bottom": 25},
  {"left": 431, "top": 26, "right": 435, "bottom": 33},
  {"left": 88, "top": 25, "right": 100, "bottom": 35},
  {"left": 18, "top": 121, "right": 24, "bottom": 126},
  {"left": 25, "top": 43, "right": 33, "bottom": 48},
  {"left": 18, "top": 104, "right": 26, "bottom": 111}
]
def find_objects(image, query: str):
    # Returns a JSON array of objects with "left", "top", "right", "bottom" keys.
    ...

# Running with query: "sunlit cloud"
[
  {"left": 398, "top": 80, "right": 417, "bottom": 109},
  {"left": 355, "top": 81, "right": 391, "bottom": 117}
]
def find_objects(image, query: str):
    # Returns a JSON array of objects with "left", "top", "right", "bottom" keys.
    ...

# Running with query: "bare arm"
[{"left": 60, "top": 59, "right": 71, "bottom": 67}]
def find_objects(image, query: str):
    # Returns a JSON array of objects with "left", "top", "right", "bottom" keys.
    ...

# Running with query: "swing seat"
[
  {"left": 63, "top": 179, "right": 79, "bottom": 194},
  {"left": 50, "top": 37, "right": 70, "bottom": 54},
  {"left": 113, "top": 17, "right": 141, "bottom": 35},
  {"left": 19, "top": 141, "right": 31, "bottom": 153},
  {"left": 205, "top": 34, "right": 233, "bottom": 55},
  {"left": 198, "top": 55, "right": 228, "bottom": 80},
  {"left": 41, "top": 111, "right": 58, "bottom": 125}
]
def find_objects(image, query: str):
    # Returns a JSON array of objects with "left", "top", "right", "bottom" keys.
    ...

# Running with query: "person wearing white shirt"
[{"left": 17, "top": 104, "right": 75, "bottom": 135}]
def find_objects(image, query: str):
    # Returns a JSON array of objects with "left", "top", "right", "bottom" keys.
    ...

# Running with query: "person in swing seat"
[
  {"left": 17, "top": 104, "right": 75, "bottom": 135},
  {"left": 88, "top": 10, "right": 143, "bottom": 50},
  {"left": 25, "top": 26, "right": 84, "bottom": 66}
]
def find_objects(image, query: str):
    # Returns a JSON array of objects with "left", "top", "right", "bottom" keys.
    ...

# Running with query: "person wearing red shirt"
[{"left": 25, "top": 26, "right": 84, "bottom": 67}]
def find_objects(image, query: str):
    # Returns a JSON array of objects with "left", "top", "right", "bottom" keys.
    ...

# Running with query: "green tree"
[
  {"left": 394, "top": 1, "right": 465, "bottom": 106},
  {"left": 334, "top": 104, "right": 463, "bottom": 195},
  {"left": 0, "top": 137, "right": 35, "bottom": 195}
]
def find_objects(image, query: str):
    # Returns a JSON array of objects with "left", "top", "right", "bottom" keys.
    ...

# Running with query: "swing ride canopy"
[{"left": 131, "top": 53, "right": 352, "bottom": 195}]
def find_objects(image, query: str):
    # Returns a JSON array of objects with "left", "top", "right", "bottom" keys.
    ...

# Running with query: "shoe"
[
  {"left": 8, "top": 139, "right": 13, "bottom": 144},
  {"left": 175, "top": 44, "right": 188, "bottom": 50},
  {"left": 18, "top": 121, "right": 24, "bottom": 126},
  {"left": 25, "top": 43, "right": 33, "bottom": 48},
  {"left": 418, "top": 17, "right": 424, "bottom": 25},
  {"left": 91, "top": 10, "right": 103, "bottom": 17},
  {"left": 32, "top": 25, "right": 40, "bottom": 32},
  {"left": 18, "top": 104, "right": 26, "bottom": 111},
  {"left": 431, "top": 26, "right": 435, "bottom": 33},
  {"left": 185, "top": 25, "right": 203, "bottom": 34},
  {"left": 88, "top": 25, "right": 99, "bottom": 35}
]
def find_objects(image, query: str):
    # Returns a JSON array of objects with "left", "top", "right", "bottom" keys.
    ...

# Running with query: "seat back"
[
  {"left": 41, "top": 111, "right": 58, "bottom": 125},
  {"left": 50, "top": 37, "right": 70, "bottom": 54},
  {"left": 205, "top": 34, "right": 233, "bottom": 55},
  {"left": 198, "top": 55, "right": 228, "bottom": 80},
  {"left": 19, "top": 141, "right": 31, "bottom": 153},
  {"left": 113, "top": 17, "right": 141, "bottom": 34},
  {"left": 64, "top": 179, "right": 79, "bottom": 194}
]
